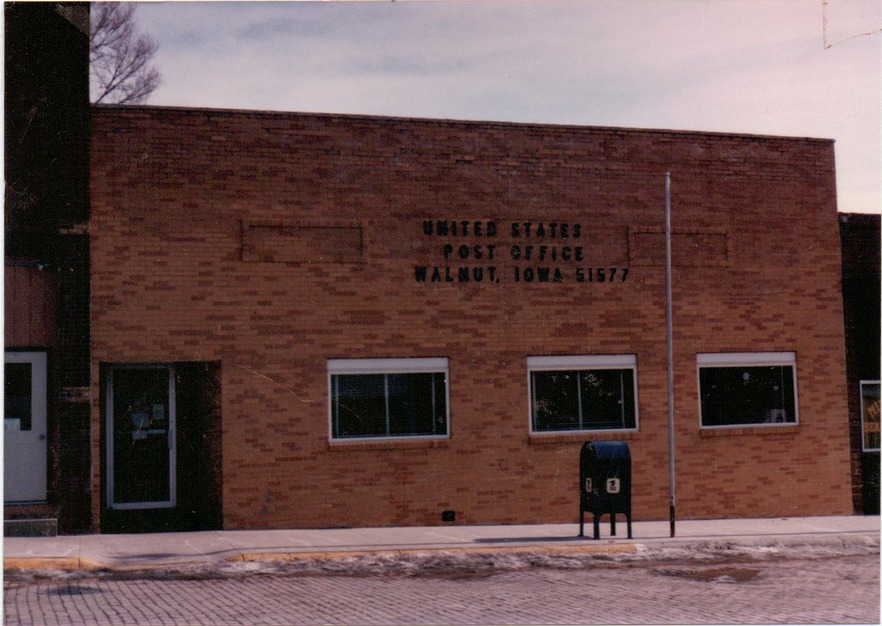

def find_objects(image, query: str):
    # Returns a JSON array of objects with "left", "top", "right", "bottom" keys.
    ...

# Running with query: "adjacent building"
[
  {"left": 840, "top": 213, "right": 881, "bottom": 514},
  {"left": 4, "top": 2, "right": 92, "bottom": 535}
]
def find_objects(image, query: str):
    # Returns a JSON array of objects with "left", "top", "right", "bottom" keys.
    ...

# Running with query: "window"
[
  {"left": 5, "top": 362, "right": 33, "bottom": 432},
  {"left": 698, "top": 352, "right": 798, "bottom": 428},
  {"left": 861, "top": 381, "right": 880, "bottom": 452},
  {"left": 329, "top": 358, "right": 449, "bottom": 440},
  {"left": 528, "top": 355, "right": 638, "bottom": 433}
]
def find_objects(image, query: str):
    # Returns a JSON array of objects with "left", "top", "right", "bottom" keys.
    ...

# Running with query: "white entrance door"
[
  {"left": 4, "top": 351, "right": 48, "bottom": 503},
  {"left": 106, "top": 365, "right": 176, "bottom": 509}
]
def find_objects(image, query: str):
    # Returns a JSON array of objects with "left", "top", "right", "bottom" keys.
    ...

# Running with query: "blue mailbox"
[{"left": 579, "top": 441, "right": 632, "bottom": 540}]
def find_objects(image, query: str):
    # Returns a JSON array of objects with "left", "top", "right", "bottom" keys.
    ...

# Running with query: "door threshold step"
[{"left": 4, "top": 518, "right": 58, "bottom": 537}]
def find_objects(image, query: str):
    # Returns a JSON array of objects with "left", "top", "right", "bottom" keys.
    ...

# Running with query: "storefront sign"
[{"left": 414, "top": 219, "right": 629, "bottom": 284}]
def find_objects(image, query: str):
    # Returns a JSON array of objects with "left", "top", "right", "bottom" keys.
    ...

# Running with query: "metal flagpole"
[{"left": 665, "top": 172, "right": 676, "bottom": 538}]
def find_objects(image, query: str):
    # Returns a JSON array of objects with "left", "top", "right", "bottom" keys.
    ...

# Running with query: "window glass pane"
[
  {"left": 581, "top": 369, "right": 636, "bottom": 429},
  {"left": 333, "top": 374, "right": 386, "bottom": 438},
  {"left": 433, "top": 372, "right": 448, "bottom": 435},
  {"left": 4, "top": 363, "right": 32, "bottom": 431},
  {"left": 531, "top": 367, "right": 636, "bottom": 432},
  {"left": 531, "top": 370, "right": 581, "bottom": 431},
  {"left": 699, "top": 365, "right": 796, "bottom": 427},
  {"left": 862, "top": 382, "right": 880, "bottom": 451},
  {"left": 111, "top": 367, "right": 172, "bottom": 504},
  {"left": 388, "top": 373, "right": 444, "bottom": 436},
  {"left": 332, "top": 371, "right": 448, "bottom": 439}
]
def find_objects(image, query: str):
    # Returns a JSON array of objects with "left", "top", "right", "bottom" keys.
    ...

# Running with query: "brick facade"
[{"left": 90, "top": 106, "right": 852, "bottom": 530}]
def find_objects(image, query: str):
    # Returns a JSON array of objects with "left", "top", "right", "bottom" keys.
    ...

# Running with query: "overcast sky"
[{"left": 135, "top": 0, "right": 880, "bottom": 214}]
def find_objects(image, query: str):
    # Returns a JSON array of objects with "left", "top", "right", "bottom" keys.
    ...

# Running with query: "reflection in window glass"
[
  {"left": 331, "top": 367, "right": 448, "bottom": 440},
  {"left": 333, "top": 374, "right": 386, "bottom": 438},
  {"left": 111, "top": 366, "right": 173, "bottom": 505},
  {"left": 530, "top": 363, "right": 637, "bottom": 433},
  {"left": 699, "top": 364, "right": 797, "bottom": 427}
]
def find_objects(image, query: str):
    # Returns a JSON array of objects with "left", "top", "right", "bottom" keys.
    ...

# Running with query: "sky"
[{"left": 134, "top": 0, "right": 881, "bottom": 214}]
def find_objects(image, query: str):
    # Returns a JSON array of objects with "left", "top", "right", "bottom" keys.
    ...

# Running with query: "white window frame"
[
  {"left": 328, "top": 358, "right": 450, "bottom": 442},
  {"left": 697, "top": 352, "right": 799, "bottom": 430},
  {"left": 860, "top": 380, "right": 881, "bottom": 452},
  {"left": 527, "top": 355, "right": 639, "bottom": 435}
]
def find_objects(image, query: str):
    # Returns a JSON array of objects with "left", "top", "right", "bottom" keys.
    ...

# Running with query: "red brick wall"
[{"left": 90, "top": 106, "right": 851, "bottom": 529}]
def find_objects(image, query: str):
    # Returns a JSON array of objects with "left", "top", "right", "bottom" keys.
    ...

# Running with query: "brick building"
[
  {"left": 88, "top": 105, "right": 853, "bottom": 533},
  {"left": 4, "top": 2, "right": 92, "bottom": 535},
  {"left": 840, "top": 213, "right": 881, "bottom": 514}
]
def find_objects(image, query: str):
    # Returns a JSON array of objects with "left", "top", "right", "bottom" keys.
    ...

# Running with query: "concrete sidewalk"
[{"left": 3, "top": 515, "right": 878, "bottom": 572}]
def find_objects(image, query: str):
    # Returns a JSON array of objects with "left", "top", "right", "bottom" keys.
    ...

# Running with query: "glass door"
[{"left": 107, "top": 365, "right": 176, "bottom": 509}]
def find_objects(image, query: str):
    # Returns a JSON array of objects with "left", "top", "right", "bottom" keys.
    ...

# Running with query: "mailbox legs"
[{"left": 579, "top": 511, "right": 633, "bottom": 540}]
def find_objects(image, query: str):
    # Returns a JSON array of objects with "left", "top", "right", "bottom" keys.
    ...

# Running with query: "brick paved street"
[{"left": 4, "top": 553, "right": 879, "bottom": 625}]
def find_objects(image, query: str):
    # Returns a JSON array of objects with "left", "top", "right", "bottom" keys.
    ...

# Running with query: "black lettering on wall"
[{"left": 415, "top": 219, "right": 625, "bottom": 285}]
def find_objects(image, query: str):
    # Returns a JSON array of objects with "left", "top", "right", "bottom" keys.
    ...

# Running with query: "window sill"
[
  {"left": 529, "top": 431, "right": 639, "bottom": 446},
  {"left": 699, "top": 426, "right": 800, "bottom": 438},
  {"left": 328, "top": 437, "right": 450, "bottom": 452}
]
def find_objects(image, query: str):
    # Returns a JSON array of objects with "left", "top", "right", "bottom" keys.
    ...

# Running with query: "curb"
[
  {"left": 4, "top": 556, "right": 209, "bottom": 573},
  {"left": 3, "top": 557, "right": 105, "bottom": 572},
  {"left": 228, "top": 543, "right": 639, "bottom": 563},
  {"left": 642, "top": 533, "right": 880, "bottom": 549},
  {"left": 4, "top": 532, "right": 877, "bottom": 572},
  {"left": 4, "top": 543, "right": 638, "bottom": 572}
]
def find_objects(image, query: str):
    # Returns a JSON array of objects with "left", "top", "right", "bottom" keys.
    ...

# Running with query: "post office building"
[{"left": 88, "top": 105, "right": 852, "bottom": 532}]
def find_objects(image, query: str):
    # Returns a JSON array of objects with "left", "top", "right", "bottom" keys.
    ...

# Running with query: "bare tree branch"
[{"left": 90, "top": 2, "right": 161, "bottom": 104}]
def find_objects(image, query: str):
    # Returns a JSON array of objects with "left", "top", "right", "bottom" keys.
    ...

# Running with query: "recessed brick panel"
[
  {"left": 241, "top": 222, "right": 363, "bottom": 264},
  {"left": 629, "top": 230, "right": 729, "bottom": 266}
]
